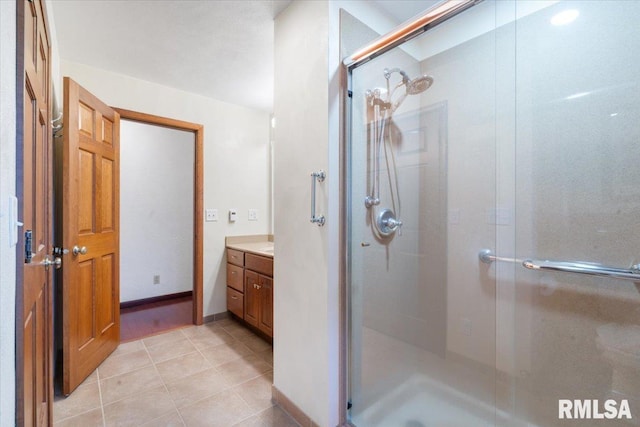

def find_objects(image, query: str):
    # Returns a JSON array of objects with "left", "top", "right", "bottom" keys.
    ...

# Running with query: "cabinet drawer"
[
  {"left": 227, "top": 248, "right": 244, "bottom": 267},
  {"left": 245, "top": 253, "right": 273, "bottom": 276},
  {"left": 227, "top": 263, "right": 244, "bottom": 292},
  {"left": 227, "top": 287, "right": 244, "bottom": 319}
]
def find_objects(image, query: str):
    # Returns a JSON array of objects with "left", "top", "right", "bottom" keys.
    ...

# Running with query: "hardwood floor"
[{"left": 120, "top": 296, "right": 193, "bottom": 342}]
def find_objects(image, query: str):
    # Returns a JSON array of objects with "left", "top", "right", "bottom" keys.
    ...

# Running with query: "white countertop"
[{"left": 225, "top": 235, "right": 274, "bottom": 258}]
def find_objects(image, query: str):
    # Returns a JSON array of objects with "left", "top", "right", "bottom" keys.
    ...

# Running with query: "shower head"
[
  {"left": 389, "top": 74, "right": 434, "bottom": 114},
  {"left": 406, "top": 75, "right": 433, "bottom": 95}
]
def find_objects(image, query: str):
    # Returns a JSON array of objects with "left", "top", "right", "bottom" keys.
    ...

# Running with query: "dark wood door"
[
  {"left": 244, "top": 270, "right": 260, "bottom": 327},
  {"left": 61, "top": 77, "right": 120, "bottom": 395},
  {"left": 258, "top": 275, "right": 273, "bottom": 337},
  {"left": 18, "top": 0, "right": 53, "bottom": 425}
]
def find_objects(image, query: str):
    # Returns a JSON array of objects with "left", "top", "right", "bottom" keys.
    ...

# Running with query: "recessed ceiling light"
[
  {"left": 551, "top": 9, "right": 579, "bottom": 26},
  {"left": 610, "top": 113, "right": 618, "bottom": 117}
]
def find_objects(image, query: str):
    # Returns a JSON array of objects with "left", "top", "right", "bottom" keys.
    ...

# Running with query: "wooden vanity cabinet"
[{"left": 226, "top": 248, "right": 273, "bottom": 338}]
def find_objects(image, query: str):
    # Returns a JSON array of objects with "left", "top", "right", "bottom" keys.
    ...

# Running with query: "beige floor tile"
[
  {"left": 98, "top": 348, "right": 152, "bottom": 379},
  {"left": 53, "top": 326, "right": 282, "bottom": 426},
  {"left": 53, "top": 380, "right": 101, "bottom": 422},
  {"left": 222, "top": 323, "right": 257, "bottom": 340},
  {"left": 187, "top": 327, "right": 236, "bottom": 351},
  {"left": 80, "top": 369, "right": 99, "bottom": 385},
  {"left": 218, "top": 355, "right": 272, "bottom": 387},
  {"left": 141, "top": 409, "right": 186, "bottom": 426},
  {"left": 155, "top": 351, "right": 213, "bottom": 384},
  {"left": 103, "top": 385, "right": 175, "bottom": 427},
  {"left": 236, "top": 334, "right": 271, "bottom": 353},
  {"left": 165, "top": 367, "right": 230, "bottom": 408},
  {"left": 53, "top": 407, "right": 104, "bottom": 427},
  {"left": 100, "top": 365, "right": 164, "bottom": 405},
  {"left": 111, "top": 339, "right": 145, "bottom": 357},
  {"left": 179, "top": 391, "right": 253, "bottom": 427},
  {"left": 181, "top": 323, "right": 221, "bottom": 338},
  {"left": 232, "top": 406, "right": 300, "bottom": 427},
  {"left": 211, "top": 318, "right": 237, "bottom": 328},
  {"left": 200, "top": 339, "right": 254, "bottom": 367},
  {"left": 254, "top": 348, "right": 273, "bottom": 367},
  {"left": 146, "top": 337, "right": 198, "bottom": 364},
  {"left": 143, "top": 329, "right": 187, "bottom": 348},
  {"left": 233, "top": 372, "right": 274, "bottom": 412}
]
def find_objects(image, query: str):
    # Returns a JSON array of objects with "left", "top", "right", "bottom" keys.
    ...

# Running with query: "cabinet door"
[
  {"left": 244, "top": 270, "right": 259, "bottom": 327},
  {"left": 258, "top": 275, "right": 273, "bottom": 337}
]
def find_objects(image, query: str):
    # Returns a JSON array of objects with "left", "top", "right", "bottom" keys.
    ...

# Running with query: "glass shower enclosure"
[{"left": 343, "top": 1, "right": 640, "bottom": 426}]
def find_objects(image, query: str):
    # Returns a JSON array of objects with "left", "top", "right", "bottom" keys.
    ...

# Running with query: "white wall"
[
  {"left": 273, "top": 2, "right": 331, "bottom": 425},
  {"left": 0, "top": 1, "right": 17, "bottom": 423},
  {"left": 273, "top": 1, "right": 401, "bottom": 425},
  {"left": 120, "top": 120, "right": 194, "bottom": 302},
  {"left": 45, "top": 0, "right": 62, "bottom": 114},
  {"left": 60, "top": 60, "right": 271, "bottom": 317}
]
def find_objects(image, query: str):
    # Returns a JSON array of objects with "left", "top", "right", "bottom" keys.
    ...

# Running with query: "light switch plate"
[
  {"left": 248, "top": 209, "right": 258, "bottom": 221},
  {"left": 229, "top": 209, "right": 237, "bottom": 222},
  {"left": 205, "top": 209, "right": 218, "bottom": 222},
  {"left": 9, "top": 195, "right": 21, "bottom": 247}
]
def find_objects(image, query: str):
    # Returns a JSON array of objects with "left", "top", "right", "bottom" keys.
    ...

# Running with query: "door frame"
[
  {"left": 15, "top": 0, "right": 27, "bottom": 421},
  {"left": 114, "top": 108, "right": 204, "bottom": 325}
]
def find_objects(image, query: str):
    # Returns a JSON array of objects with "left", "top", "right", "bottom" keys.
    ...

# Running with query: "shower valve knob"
[
  {"left": 385, "top": 218, "right": 402, "bottom": 228},
  {"left": 376, "top": 209, "right": 402, "bottom": 237}
]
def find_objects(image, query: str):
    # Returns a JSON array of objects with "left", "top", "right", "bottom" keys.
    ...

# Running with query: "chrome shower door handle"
[{"left": 310, "top": 170, "right": 326, "bottom": 226}]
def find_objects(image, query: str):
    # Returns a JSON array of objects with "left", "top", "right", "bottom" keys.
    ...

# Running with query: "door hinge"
[{"left": 347, "top": 401, "right": 352, "bottom": 410}]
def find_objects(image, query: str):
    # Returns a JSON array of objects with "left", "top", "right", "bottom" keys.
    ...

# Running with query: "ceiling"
[{"left": 50, "top": 0, "right": 433, "bottom": 112}]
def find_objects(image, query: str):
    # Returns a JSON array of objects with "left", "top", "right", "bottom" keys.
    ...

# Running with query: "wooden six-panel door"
[
  {"left": 62, "top": 77, "right": 120, "bottom": 395},
  {"left": 19, "top": 0, "right": 53, "bottom": 424}
]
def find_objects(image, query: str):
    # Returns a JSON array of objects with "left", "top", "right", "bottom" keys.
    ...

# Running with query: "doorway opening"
[{"left": 115, "top": 108, "right": 204, "bottom": 341}]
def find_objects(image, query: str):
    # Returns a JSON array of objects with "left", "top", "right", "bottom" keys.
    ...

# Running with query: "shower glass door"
[
  {"left": 345, "top": 1, "right": 640, "bottom": 426},
  {"left": 510, "top": 1, "right": 640, "bottom": 426}
]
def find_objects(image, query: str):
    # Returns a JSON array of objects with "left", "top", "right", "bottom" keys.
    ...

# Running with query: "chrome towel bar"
[{"left": 479, "top": 249, "right": 640, "bottom": 282}]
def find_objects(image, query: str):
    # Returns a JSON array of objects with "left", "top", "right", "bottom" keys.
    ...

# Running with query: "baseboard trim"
[
  {"left": 272, "top": 385, "right": 320, "bottom": 427},
  {"left": 203, "top": 311, "right": 230, "bottom": 324},
  {"left": 120, "top": 291, "right": 192, "bottom": 309}
]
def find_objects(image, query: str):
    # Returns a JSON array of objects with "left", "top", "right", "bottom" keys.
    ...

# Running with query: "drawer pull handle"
[
  {"left": 231, "top": 271, "right": 236, "bottom": 275},
  {"left": 231, "top": 295, "right": 238, "bottom": 300}
]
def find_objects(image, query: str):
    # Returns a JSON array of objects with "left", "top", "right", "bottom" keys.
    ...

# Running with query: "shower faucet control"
[{"left": 376, "top": 208, "right": 402, "bottom": 237}]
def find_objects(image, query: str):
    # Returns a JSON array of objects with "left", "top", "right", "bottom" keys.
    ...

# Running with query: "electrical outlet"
[
  {"left": 153, "top": 275, "right": 160, "bottom": 285},
  {"left": 248, "top": 209, "right": 258, "bottom": 221},
  {"left": 205, "top": 209, "right": 218, "bottom": 222}
]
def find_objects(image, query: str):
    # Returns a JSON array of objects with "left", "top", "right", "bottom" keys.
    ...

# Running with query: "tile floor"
[{"left": 54, "top": 318, "right": 299, "bottom": 427}]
